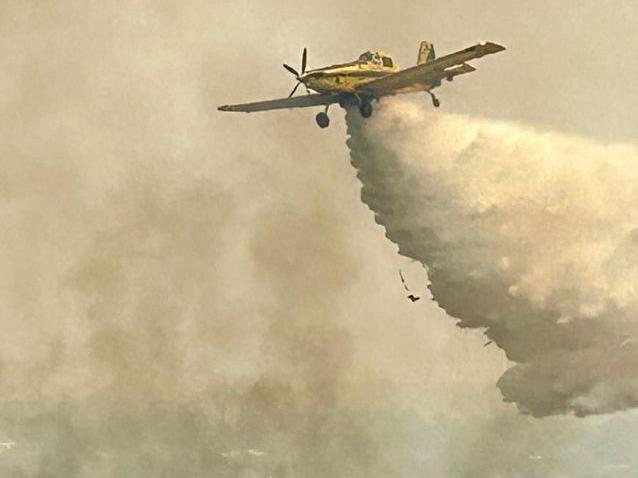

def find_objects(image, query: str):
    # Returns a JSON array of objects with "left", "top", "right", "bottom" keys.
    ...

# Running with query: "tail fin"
[{"left": 417, "top": 41, "right": 436, "bottom": 64}]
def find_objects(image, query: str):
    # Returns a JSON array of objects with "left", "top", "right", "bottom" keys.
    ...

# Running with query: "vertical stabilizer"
[{"left": 417, "top": 41, "right": 436, "bottom": 64}]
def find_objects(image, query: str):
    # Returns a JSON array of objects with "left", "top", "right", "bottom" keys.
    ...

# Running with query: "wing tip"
[
  {"left": 218, "top": 105, "right": 231, "bottom": 111},
  {"left": 479, "top": 41, "right": 506, "bottom": 52}
]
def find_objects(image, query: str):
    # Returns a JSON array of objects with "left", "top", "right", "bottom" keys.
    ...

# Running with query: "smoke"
[
  {"left": 347, "top": 98, "right": 638, "bottom": 417},
  {"left": 8, "top": 1, "right": 638, "bottom": 475}
]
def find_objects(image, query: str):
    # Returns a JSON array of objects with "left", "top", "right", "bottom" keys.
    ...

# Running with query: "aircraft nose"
[{"left": 298, "top": 74, "right": 309, "bottom": 86}]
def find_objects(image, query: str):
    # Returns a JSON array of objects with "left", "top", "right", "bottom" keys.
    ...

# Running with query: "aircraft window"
[
  {"left": 382, "top": 57, "right": 393, "bottom": 67},
  {"left": 358, "top": 52, "right": 373, "bottom": 62}
]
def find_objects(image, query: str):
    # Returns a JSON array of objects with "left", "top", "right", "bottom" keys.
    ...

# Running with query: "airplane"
[{"left": 218, "top": 40, "right": 505, "bottom": 128}]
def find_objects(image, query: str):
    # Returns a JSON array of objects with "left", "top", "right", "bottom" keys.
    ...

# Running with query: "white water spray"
[{"left": 347, "top": 98, "right": 638, "bottom": 416}]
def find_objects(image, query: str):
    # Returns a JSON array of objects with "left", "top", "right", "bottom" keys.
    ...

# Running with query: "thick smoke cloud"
[{"left": 347, "top": 98, "right": 638, "bottom": 417}]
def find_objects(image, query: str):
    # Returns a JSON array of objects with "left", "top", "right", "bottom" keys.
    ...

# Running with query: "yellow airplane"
[{"left": 218, "top": 40, "right": 505, "bottom": 128}]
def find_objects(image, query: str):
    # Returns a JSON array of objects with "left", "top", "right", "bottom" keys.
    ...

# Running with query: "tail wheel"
[
  {"left": 359, "top": 101, "right": 373, "bottom": 118},
  {"left": 315, "top": 112, "right": 330, "bottom": 128}
]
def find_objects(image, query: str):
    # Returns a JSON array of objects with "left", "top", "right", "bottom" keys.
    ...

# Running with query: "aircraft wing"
[
  {"left": 218, "top": 93, "right": 339, "bottom": 113},
  {"left": 357, "top": 42, "right": 505, "bottom": 96}
]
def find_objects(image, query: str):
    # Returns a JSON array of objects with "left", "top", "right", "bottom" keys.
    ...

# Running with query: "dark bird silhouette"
[
  {"left": 399, "top": 270, "right": 421, "bottom": 302},
  {"left": 484, "top": 340, "right": 493, "bottom": 347}
]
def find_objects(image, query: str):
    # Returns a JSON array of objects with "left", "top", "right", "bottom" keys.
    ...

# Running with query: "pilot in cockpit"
[
  {"left": 358, "top": 51, "right": 373, "bottom": 63},
  {"left": 358, "top": 51, "right": 394, "bottom": 68}
]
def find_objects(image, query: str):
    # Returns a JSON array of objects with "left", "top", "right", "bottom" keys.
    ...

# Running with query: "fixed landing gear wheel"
[
  {"left": 315, "top": 112, "right": 330, "bottom": 128},
  {"left": 428, "top": 91, "right": 441, "bottom": 108},
  {"left": 359, "top": 101, "right": 373, "bottom": 118}
]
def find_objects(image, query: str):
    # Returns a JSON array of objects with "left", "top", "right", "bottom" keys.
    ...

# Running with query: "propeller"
[{"left": 283, "top": 48, "right": 308, "bottom": 97}]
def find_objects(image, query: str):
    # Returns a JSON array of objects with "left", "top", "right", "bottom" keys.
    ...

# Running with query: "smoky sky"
[{"left": 2, "top": 1, "right": 638, "bottom": 476}]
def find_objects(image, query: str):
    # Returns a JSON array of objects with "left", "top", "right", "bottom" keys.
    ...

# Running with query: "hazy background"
[{"left": 1, "top": 0, "right": 638, "bottom": 476}]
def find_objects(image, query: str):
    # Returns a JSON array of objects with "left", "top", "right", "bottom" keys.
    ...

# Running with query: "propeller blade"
[
  {"left": 301, "top": 48, "right": 307, "bottom": 74},
  {"left": 283, "top": 64, "right": 300, "bottom": 78},
  {"left": 288, "top": 81, "right": 301, "bottom": 98}
]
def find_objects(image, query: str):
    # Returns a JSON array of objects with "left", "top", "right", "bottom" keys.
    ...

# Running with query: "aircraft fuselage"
[
  {"left": 298, "top": 50, "right": 400, "bottom": 94},
  {"left": 302, "top": 61, "right": 396, "bottom": 94}
]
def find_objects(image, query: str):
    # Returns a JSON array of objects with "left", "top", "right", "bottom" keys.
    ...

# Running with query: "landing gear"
[
  {"left": 315, "top": 112, "right": 330, "bottom": 128},
  {"left": 359, "top": 100, "right": 373, "bottom": 118},
  {"left": 338, "top": 93, "right": 354, "bottom": 108},
  {"left": 428, "top": 91, "right": 441, "bottom": 108},
  {"left": 335, "top": 93, "right": 373, "bottom": 118}
]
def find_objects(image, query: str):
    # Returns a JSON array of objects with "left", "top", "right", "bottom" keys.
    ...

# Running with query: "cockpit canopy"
[{"left": 358, "top": 50, "right": 394, "bottom": 68}]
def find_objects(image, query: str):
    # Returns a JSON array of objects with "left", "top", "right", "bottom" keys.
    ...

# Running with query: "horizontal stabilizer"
[{"left": 441, "top": 63, "right": 476, "bottom": 77}]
